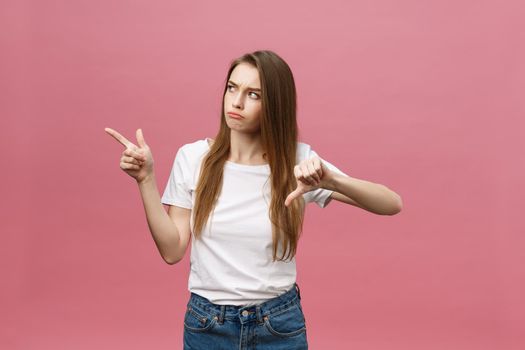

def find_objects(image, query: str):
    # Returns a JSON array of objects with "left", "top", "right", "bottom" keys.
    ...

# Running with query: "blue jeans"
[{"left": 183, "top": 283, "right": 308, "bottom": 349}]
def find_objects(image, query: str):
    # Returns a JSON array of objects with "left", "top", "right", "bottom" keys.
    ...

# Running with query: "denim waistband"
[{"left": 187, "top": 283, "right": 302, "bottom": 325}]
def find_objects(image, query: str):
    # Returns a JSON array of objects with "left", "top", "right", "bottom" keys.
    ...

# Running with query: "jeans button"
[{"left": 241, "top": 310, "right": 249, "bottom": 316}]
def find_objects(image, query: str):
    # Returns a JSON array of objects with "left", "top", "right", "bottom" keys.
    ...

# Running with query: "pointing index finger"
[{"left": 104, "top": 127, "right": 136, "bottom": 148}]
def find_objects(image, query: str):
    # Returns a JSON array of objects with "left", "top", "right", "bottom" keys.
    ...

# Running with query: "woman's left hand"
[{"left": 285, "top": 156, "right": 334, "bottom": 207}]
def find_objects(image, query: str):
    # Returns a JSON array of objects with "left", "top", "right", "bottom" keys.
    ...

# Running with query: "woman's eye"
[{"left": 227, "top": 84, "right": 259, "bottom": 99}]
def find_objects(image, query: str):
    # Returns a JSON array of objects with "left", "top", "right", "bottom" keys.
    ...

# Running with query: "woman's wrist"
[{"left": 137, "top": 172, "right": 156, "bottom": 186}]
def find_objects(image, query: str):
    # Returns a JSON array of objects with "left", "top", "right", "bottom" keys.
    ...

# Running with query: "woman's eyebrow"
[{"left": 228, "top": 80, "right": 261, "bottom": 91}]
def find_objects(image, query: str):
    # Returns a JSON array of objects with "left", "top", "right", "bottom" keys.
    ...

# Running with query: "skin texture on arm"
[
  {"left": 329, "top": 191, "right": 367, "bottom": 209},
  {"left": 165, "top": 205, "right": 192, "bottom": 264},
  {"left": 327, "top": 174, "right": 403, "bottom": 215},
  {"left": 137, "top": 177, "right": 184, "bottom": 264}
]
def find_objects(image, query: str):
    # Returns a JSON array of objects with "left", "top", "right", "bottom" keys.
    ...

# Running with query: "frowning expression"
[{"left": 223, "top": 63, "right": 262, "bottom": 133}]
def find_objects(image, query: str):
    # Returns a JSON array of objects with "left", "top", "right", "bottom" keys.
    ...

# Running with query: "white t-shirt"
[{"left": 161, "top": 138, "right": 347, "bottom": 305}]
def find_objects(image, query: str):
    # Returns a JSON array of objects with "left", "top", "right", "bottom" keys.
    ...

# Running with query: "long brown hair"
[{"left": 192, "top": 50, "right": 305, "bottom": 262}]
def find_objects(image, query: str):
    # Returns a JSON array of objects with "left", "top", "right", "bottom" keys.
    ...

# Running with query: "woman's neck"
[{"left": 228, "top": 131, "right": 267, "bottom": 165}]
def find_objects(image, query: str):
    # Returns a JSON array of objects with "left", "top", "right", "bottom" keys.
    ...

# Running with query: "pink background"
[{"left": 2, "top": 0, "right": 524, "bottom": 349}]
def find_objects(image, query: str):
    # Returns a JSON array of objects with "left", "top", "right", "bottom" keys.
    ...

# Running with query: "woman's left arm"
[
  {"left": 285, "top": 156, "right": 403, "bottom": 216},
  {"left": 325, "top": 173, "right": 403, "bottom": 215}
]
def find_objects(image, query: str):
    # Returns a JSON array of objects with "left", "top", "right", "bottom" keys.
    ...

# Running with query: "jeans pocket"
[
  {"left": 183, "top": 304, "right": 218, "bottom": 333},
  {"left": 264, "top": 303, "right": 306, "bottom": 337}
]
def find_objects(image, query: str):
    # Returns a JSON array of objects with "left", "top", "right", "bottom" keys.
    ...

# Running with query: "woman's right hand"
[{"left": 104, "top": 127, "right": 154, "bottom": 184}]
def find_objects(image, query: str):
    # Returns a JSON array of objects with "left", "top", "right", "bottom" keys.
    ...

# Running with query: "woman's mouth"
[{"left": 227, "top": 112, "right": 244, "bottom": 119}]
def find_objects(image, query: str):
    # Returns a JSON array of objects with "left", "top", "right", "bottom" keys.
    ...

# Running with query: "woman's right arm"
[
  {"left": 138, "top": 176, "right": 190, "bottom": 265},
  {"left": 104, "top": 127, "right": 190, "bottom": 265}
]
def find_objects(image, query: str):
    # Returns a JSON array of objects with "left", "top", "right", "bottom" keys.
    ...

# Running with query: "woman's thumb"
[{"left": 136, "top": 128, "right": 147, "bottom": 147}]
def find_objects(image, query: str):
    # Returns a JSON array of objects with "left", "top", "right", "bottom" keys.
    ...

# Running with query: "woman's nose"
[{"left": 232, "top": 94, "right": 243, "bottom": 109}]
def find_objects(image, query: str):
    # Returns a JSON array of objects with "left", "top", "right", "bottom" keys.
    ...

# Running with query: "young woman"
[{"left": 105, "top": 50, "right": 402, "bottom": 349}]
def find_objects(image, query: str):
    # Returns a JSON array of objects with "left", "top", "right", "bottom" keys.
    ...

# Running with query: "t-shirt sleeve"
[
  {"left": 303, "top": 149, "right": 348, "bottom": 208},
  {"left": 161, "top": 147, "right": 193, "bottom": 209}
]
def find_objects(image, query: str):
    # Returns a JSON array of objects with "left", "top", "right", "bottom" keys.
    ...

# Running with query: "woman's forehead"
[{"left": 230, "top": 63, "right": 260, "bottom": 89}]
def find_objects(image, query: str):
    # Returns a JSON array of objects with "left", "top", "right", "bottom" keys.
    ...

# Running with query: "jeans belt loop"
[
  {"left": 295, "top": 282, "right": 301, "bottom": 300},
  {"left": 255, "top": 304, "right": 263, "bottom": 324},
  {"left": 218, "top": 305, "right": 225, "bottom": 324}
]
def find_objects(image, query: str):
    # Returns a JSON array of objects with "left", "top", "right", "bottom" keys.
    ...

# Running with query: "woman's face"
[{"left": 223, "top": 63, "right": 262, "bottom": 133}]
